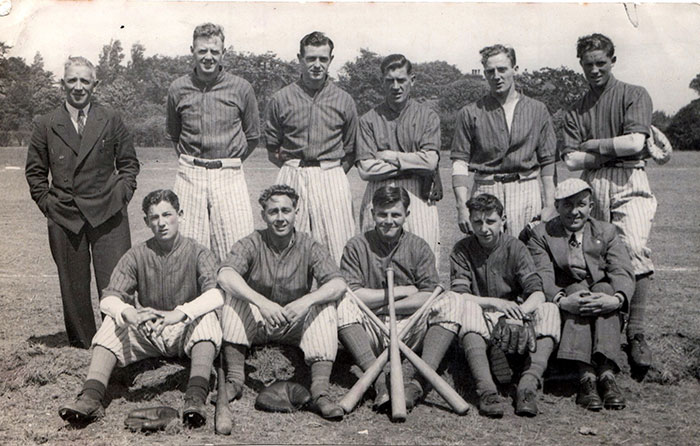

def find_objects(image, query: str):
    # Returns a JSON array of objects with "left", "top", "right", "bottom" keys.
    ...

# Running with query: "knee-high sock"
[
  {"left": 339, "top": 324, "right": 387, "bottom": 394},
  {"left": 415, "top": 325, "right": 455, "bottom": 389},
  {"left": 461, "top": 333, "right": 497, "bottom": 397},
  {"left": 82, "top": 346, "right": 117, "bottom": 401},
  {"left": 186, "top": 341, "right": 216, "bottom": 403},
  {"left": 521, "top": 337, "right": 554, "bottom": 388},
  {"left": 627, "top": 273, "right": 651, "bottom": 338},
  {"left": 310, "top": 360, "right": 333, "bottom": 399},
  {"left": 222, "top": 342, "right": 247, "bottom": 386}
]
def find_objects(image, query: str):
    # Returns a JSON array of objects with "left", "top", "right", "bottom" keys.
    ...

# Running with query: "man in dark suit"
[
  {"left": 25, "top": 56, "right": 139, "bottom": 349},
  {"left": 527, "top": 178, "right": 634, "bottom": 412}
]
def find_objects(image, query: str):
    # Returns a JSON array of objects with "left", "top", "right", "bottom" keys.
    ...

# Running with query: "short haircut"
[
  {"left": 193, "top": 23, "right": 225, "bottom": 45},
  {"left": 576, "top": 33, "right": 615, "bottom": 59},
  {"left": 479, "top": 44, "right": 516, "bottom": 67},
  {"left": 142, "top": 189, "right": 180, "bottom": 215},
  {"left": 466, "top": 193, "right": 504, "bottom": 217},
  {"left": 299, "top": 31, "right": 334, "bottom": 56},
  {"left": 64, "top": 56, "right": 96, "bottom": 80},
  {"left": 258, "top": 184, "right": 299, "bottom": 209},
  {"left": 380, "top": 54, "right": 412, "bottom": 75},
  {"left": 372, "top": 185, "right": 410, "bottom": 211}
]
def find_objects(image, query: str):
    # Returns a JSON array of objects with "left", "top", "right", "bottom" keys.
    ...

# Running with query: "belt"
[
  {"left": 192, "top": 158, "right": 223, "bottom": 169},
  {"left": 474, "top": 168, "right": 539, "bottom": 184},
  {"left": 299, "top": 159, "right": 321, "bottom": 167}
]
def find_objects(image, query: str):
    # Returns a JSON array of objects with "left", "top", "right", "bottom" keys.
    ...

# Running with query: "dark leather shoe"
[
  {"left": 311, "top": 395, "right": 344, "bottom": 420},
  {"left": 599, "top": 375, "right": 626, "bottom": 410},
  {"left": 515, "top": 386, "right": 538, "bottom": 417},
  {"left": 372, "top": 387, "right": 390, "bottom": 412},
  {"left": 59, "top": 392, "right": 105, "bottom": 424},
  {"left": 404, "top": 381, "right": 424, "bottom": 412},
  {"left": 183, "top": 397, "right": 207, "bottom": 428},
  {"left": 628, "top": 334, "right": 652, "bottom": 368},
  {"left": 478, "top": 392, "right": 504, "bottom": 418},
  {"left": 576, "top": 378, "right": 603, "bottom": 411}
]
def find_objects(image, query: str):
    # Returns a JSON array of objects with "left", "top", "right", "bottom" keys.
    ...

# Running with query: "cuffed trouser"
[
  {"left": 337, "top": 291, "right": 463, "bottom": 353},
  {"left": 91, "top": 312, "right": 222, "bottom": 367},
  {"left": 221, "top": 297, "right": 338, "bottom": 364},
  {"left": 557, "top": 281, "right": 624, "bottom": 369},
  {"left": 459, "top": 300, "right": 561, "bottom": 344}
]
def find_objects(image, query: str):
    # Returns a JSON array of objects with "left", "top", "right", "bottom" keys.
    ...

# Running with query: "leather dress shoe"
[
  {"left": 478, "top": 392, "right": 504, "bottom": 418},
  {"left": 576, "top": 378, "right": 603, "bottom": 411},
  {"left": 628, "top": 334, "right": 653, "bottom": 368},
  {"left": 59, "top": 392, "right": 105, "bottom": 424},
  {"left": 599, "top": 375, "right": 626, "bottom": 410},
  {"left": 404, "top": 381, "right": 424, "bottom": 412},
  {"left": 515, "top": 386, "right": 538, "bottom": 417},
  {"left": 183, "top": 397, "right": 207, "bottom": 428},
  {"left": 311, "top": 395, "right": 344, "bottom": 420},
  {"left": 372, "top": 387, "right": 390, "bottom": 412}
]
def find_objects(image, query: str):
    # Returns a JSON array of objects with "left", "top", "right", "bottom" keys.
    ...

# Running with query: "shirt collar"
[
  {"left": 590, "top": 75, "right": 618, "bottom": 97},
  {"left": 564, "top": 227, "right": 584, "bottom": 244},
  {"left": 65, "top": 101, "right": 90, "bottom": 122},
  {"left": 151, "top": 232, "right": 183, "bottom": 257},
  {"left": 262, "top": 228, "right": 297, "bottom": 255},
  {"left": 191, "top": 66, "right": 225, "bottom": 88},
  {"left": 296, "top": 76, "right": 330, "bottom": 97}
]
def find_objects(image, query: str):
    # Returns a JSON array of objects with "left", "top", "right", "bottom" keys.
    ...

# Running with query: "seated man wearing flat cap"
[{"left": 527, "top": 178, "right": 635, "bottom": 412}]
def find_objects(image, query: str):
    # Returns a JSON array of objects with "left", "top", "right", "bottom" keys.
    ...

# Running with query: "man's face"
[
  {"left": 580, "top": 50, "right": 615, "bottom": 89},
  {"left": 483, "top": 53, "right": 516, "bottom": 97},
  {"left": 469, "top": 209, "right": 505, "bottom": 249},
  {"left": 62, "top": 65, "right": 97, "bottom": 109},
  {"left": 372, "top": 201, "right": 409, "bottom": 240},
  {"left": 262, "top": 194, "right": 297, "bottom": 238},
  {"left": 191, "top": 36, "right": 225, "bottom": 79},
  {"left": 383, "top": 65, "right": 414, "bottom": 110},
  {"left": 298, "top": 44, "right": 333, "bottom": 84},
  {"left": 144, "top": 201, "right": 181, "bottom": 243},
  {"left": 555, "top": 191, "right": 593, "bottom": 232}
]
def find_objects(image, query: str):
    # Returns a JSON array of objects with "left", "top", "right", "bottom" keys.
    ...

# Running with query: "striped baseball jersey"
[
  {"left": 450, "top": 93, "right": 556, "bottom": 173},
  {"left": 103, "top": 234, "right": 219, "bottom": 311},
  {"left": 264, "top": 78, "right": 358, "bottom": 162},
  {"left": 450, "top": 233, "right": 542, "bottom": 301},
  {"left": 219, "top": 229, "right": 343, "bottom": 306},
  {"left": 356, "top": 99, "right": 439, "bottom": 171},
  {"left": 562, "top": 76, "right": 652, "bottom": 163},
  {"left": 166, "top": 68, "right": 260, "bottom": 159},
  {"left": 341, "top": 229, "right": 439, "bottom": 292}
]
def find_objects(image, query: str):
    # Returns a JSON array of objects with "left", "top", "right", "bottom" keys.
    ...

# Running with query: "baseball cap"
[{"left": 554, "top": 178, "right": 592, "bottom": 200}]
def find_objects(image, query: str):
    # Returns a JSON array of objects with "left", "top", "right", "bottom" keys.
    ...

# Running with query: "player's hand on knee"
[
  {"left": 579, "top": 293, "right": 619, "bottom": 316},
  {"left": 495, "top": 300, "right": 524, "bottom": 321},
  {"left": 283, "top": 300, "right": 311, "bottom": 326},
  {"left": 123, "top": 307, "right": 158, "bottom": 327},
  {"left": 558, "top": 293, "right": 585, "bottom": 315},
  {"left": 260, "top": 300, "right": 289, "bottom": 328},
  {"left": 151, "top": 309, "right": 186, "bottom": 336}
]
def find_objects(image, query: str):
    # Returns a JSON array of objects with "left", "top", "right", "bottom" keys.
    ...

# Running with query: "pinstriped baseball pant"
[
  {"left": 583, "top": 167, "right": 656, "bottom": 275},
  {"left": 459, "top": 300, "right": 561, "bottom": 344},
  {"left": 91, "top": 312, "right": 222, "bottom": 367},
  {"left": 173, "top": 155, "right": 255, "bottom": 262},
  {"left": 359, "top": 177, "right": 440, "bottom": 264},
  {"left": 220, "top": 297, "right": 338, "bottom": 364},
  {"left": 275, "top": 164, "right": 355, "bottom": 264},
  {"left": 472, "top": 178, "right": 541, "bottom": 238},
  {"left": 337, "top": 291, "right": 463, "bottom": 355}
]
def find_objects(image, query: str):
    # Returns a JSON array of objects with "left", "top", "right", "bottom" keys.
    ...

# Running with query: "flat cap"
[{"left": 554, "top": 178, "right": 592, "bottom": 200}]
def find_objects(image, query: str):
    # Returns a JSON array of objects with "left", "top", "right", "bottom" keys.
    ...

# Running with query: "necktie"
[
  {"left": 568, "top": 232, "right": 587, "bottom": 280},
  {"left": 569, "top": 232, "right": 580, "bottom": 248},
  {"left": 77, "top": 109, "right": 86, "bottom": 138}
]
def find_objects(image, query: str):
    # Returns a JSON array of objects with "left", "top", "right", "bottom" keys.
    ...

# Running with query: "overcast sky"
[{"left": 1, "top": 1, "right": 699, "bottom": 113}]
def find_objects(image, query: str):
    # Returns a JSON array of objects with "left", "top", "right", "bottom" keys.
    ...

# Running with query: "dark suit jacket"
[
  {"left": 527, "top": 216, "right": 635, "bottom": 301},
  {"left": 25, "top": 102, "right": 139, "bottom": 234}
]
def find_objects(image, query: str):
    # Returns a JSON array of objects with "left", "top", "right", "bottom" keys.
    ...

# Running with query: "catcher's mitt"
[
  {"left": 491, "top": 315, "right": 537, "bottom": 356},
  {"left": 124, "top": 406, "right": 179, "bottom": 432},
  {"left": 645, "top": 125, "right": 672, "bottom": 165},
  {"left": 254, "top": 381, "right": 311, "bottom": 413}
]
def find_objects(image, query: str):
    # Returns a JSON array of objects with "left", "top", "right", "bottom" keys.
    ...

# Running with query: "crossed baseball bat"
[{"left": 340, "top": 276, "right": 471, "bottom": 418}]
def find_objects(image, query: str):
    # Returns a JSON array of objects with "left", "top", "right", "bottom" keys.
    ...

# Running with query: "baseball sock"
[
  {"left": 310, "top": 360, "right": 333, "bottom": 399},
  {"left": 339, "top": 324, "right": 377, "bottom": 371},
  {"left": 81, "top": 379, "right": 107, "bottom": 402},
  {"left": 85, "top": 346, "right": 117, "bottom": 389},
  {"left": 461, "top": 333, "right": 498, "bottom": 396},
  {"left": 521, "top": 337, "right": 555, "bottom": 388},
  {"left": 627, "top": 273, "right": 651, "bottom": 338},
  {"left": 186, "top": 341, "right": 216, "bottom": 403},
  {"left": 222, "top": 342, "right": 247, "bottom": 386},
  {"left": 185, "top": 376, "right": 210, "bottom": 404},
  {"left": 416, "top": 325, "right": 456, "bottom": 390}
]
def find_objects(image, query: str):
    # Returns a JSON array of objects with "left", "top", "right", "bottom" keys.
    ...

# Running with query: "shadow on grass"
[{"left": 28, "top": 331, "right": 71, "bottom": 349}]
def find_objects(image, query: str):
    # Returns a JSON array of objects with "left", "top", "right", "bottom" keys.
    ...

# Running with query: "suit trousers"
[{"left": 47, "top": 209, "right": 131, "bottom": 349}]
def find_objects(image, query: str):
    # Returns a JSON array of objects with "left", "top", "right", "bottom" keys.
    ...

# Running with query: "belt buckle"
[
  {"left": 193, "top": 158, "right": 222, "bottom": 169},
  {"left": 494, "top": 173, "right": 519, "bottom": 183}
]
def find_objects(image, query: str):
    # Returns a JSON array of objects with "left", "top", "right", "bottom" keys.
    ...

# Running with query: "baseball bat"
[
  {"left": 339, "top": 285, "right": 444, "bottom": 413},
  {"left": 347, "top": 288, "right": 470, "bottom": 415},
  {"left": 214, "top": 364, "right": 233, "bottom": 435},
  {"left": 386, "top": 267, "right": 406, "bottom": 421}
]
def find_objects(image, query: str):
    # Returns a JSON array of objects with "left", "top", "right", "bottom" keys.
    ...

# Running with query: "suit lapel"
[
  {"left": 51, "top": 106, "right": 80, "bottom": 155},
  {"left": 547, "top": 217, "right": 571, "bottom": 271},
  {"left": 582, "top": 220, "right": 602, "bottom": 269},
  {"left": 76, "top": 104, "right": 108, "bottom": 168}
]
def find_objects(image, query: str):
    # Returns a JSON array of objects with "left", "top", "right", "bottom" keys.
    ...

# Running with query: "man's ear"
[
  {"left": 405, "top": 209, "right": 411, "bottom": 218},
  {"left": 178, "top": 209, "right": 184, "bottom": 218},
  {"left": 190, "top": 45, "right": 195, "bottom": 55},
  {"left": 514, "top": 64, "right": 519, "bottom": 73},
  {"left": 143, "top": 216, "right": 149, "bottom": 226},
  {"left": 611, "top": 56, "right": 617, "bottom": 65},
  {"left": 92, "top": 79, "right": 99, "bottom": 89}
]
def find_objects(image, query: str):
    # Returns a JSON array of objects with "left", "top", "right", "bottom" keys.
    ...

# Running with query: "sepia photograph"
[{"left": 0, "top": 1, "right": 698, "bottom": 444}]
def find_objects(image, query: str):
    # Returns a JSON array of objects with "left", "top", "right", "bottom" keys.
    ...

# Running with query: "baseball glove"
[
  {"left": 645, "top": 125, "right": 672, "bottom": 165},
  {"left": 254, "top": 381, "right": 311, "bottom": 413},
  {"left": 491, "top": 316, "right": 537, "bottom": 356},
  {"left": 124, "top": 406, "right": 179, "bottom": 432}
]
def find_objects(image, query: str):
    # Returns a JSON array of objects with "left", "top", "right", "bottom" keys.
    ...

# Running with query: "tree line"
[{"left": 1, "top": 40, "right": 699, "bottom": 150}]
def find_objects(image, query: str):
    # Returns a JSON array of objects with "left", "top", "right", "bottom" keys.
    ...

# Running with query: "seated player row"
[{"left": 59, "top": 179, "right": 633, "bottom": 430}]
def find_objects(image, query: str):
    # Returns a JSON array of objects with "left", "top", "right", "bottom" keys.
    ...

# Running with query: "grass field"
[{"left": 0, "top": 147, "right": 698, "bottom": 445}]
